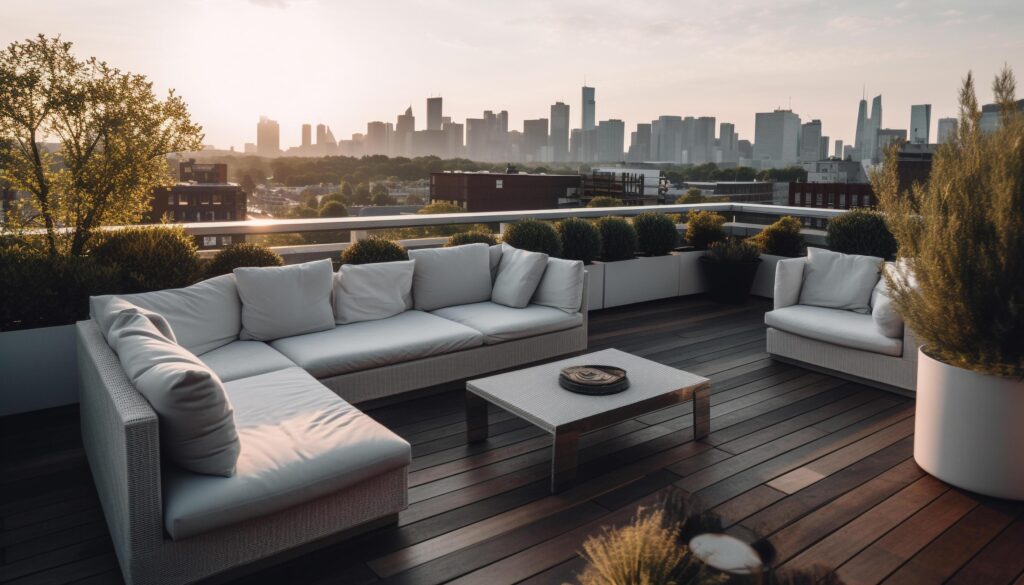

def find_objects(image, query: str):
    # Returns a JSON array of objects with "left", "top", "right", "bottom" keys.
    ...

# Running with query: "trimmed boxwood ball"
[
  {"left": 206, "top": 243, "right": 284, "bottom": 277},
  {"left": 684, "top": 210, "right": 727, "bottom": 250},
  {"left": 749, "top": 215, "right": 805, "bottom": 257},
  {"left": 587, "top": 196, "right": 624, "bottom": 208},
  {"left": 445, "top": 231, "right": 498, "bottom": 247},
  {"left": 340, "top": 236, "right": 409, "bottom": 265},
  {"left": 502, "top": 219, "right": 562, "bottom": 256},
  {"left": 633, "top": 212, "right": 678, "bottom": 256},
  {"left": 556, "top": 217, "right": 602, "bottom": 264},
  {"left": 90, "top": 225, "right": 201, "bottom": 293},
  {"left": 826, "top": 208, "right": 897, "bottom": 259},
  {"left": 596, "top": 216, "right": 638, "bottom": 261}
]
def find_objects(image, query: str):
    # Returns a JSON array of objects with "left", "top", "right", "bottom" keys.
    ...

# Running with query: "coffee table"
[{"left": 465, "top": 348, "right": 711, "bottom": 492}]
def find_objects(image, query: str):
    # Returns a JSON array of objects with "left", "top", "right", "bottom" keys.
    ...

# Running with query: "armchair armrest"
[{"left": 773, "top": 258, "right": 806, "bottom": 309}]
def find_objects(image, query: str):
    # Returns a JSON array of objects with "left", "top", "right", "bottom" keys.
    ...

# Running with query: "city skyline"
[{"left": 3, "top": 0, "right": 1021, "bottom": 150}]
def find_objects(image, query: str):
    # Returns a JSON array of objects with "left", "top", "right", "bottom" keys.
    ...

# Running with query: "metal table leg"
[
  {"left": 465, "top": 391, "right": 489, "bottom": 442},
  {"left": 551, "top": 429, "right": 580, "bottom": 492},
  {"left": 693, "top": 383, "right": 711, "bottom": 440}
]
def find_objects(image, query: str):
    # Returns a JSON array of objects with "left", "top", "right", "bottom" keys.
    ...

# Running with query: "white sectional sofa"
[
  {"left": 77, "top": 243, "right": 588, "bottom": 585},
  {"left": 764, "top": 248, "right": 918, "bottom": 393}
]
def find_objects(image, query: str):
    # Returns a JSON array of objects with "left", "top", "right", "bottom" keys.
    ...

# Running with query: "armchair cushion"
[
  {"left": 870, "top": 278, "right": 904, "bottom": 338},
  {"left": 235, "top": 259, "right": 335, "bottom": 341},
  {"left": 409, "top": 243, "right": 492, "bottom": 311},
  {"left": 532, "top": 257, "right": 585, "bottom": 313},
  {"left": 766, "top": 305, "right": 903, "bottom": 356},
  {"left": 773, "top": 257, "right": 806, "bottom": 310},
  {"left": 333, "top": 260, "right": 415, "bottom": 324},
  {"left": 491, "top": 247, "right": 549, "bottom": 309},
  {"left": 798, "top": 247, "right": 882, "bottom": 314}
]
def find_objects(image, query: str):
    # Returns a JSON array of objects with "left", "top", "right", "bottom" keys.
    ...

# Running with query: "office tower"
[
  {"left": 316, "top": 124, "right": 327, "bottom": 146},
  {"left": 595, "top": 119, "right": 625, "bottom": 162},
  {"left": 550, "top": 102, "right": 570, "bottom": 162},
  {"left": 366, "top": 122, "right": 388, "bottom": 155},
  {"left": 629, "top": 123, "right": 652, "bottom": 162},
  {"left": 799, "top": 119, "right": 823, "bottom": 162},
  {"left": 753, "top": 109, "right": 801, "bottom": 166},
  {"left": 853, "top": 98, "right": 868, "bottom": 161},
  {"left": 522, "top": 118, "right": 549, "bottom": 162},
  {"left": 980, "top": 100, "right": 1023, "bottom": 133},
  {"left": 427, "top": 97, "right": 443, "bottom": 131},
  {"left": 581, "top": 86, "right": 595, "bottom": 131},
  {"left": 867, "top": 95, "right": 883, "bottom": 162},
  {"left": 681, "top": 116, "right": 715, "bottom": 164},
  {"left": 911, "top": 104, "right": 931, "bottom": 144},
  {"left": 395, "top": 106, "right": 415, "bottom": 156},
  {"left": 244, "top": 142, "right": 257, "bottom": 154},
  {"left": 443, "top": 121, "right": 464, "bottom": 158},
  {"left": 465, "top": 118, "right": 485, "bottom": 160},
  {"left": 843, "top": 144, "right": 854, "bottom": 159},
  {"left": 834, "top": 139, "right": 844, "bottom": 159},
  {"left": 876, "top": 128, "right": 907, "bottom": 156},
  {"left": 569, "top": 129, "right": 582, "bottom": 161},
  {"left": 718, "top": 122, "right": 737, "bottom": 162},
  {"left": 301, "top": 124, "right": 312, "bottom": 148},
  {"left": 819, "top": 136, "right": 829, "bottom": 160},
  {"left": 256, "top": 116, "right": 280, "bottom": 156},
  {"left": 652, "top": 115, "right": 683, "bottom": 162},
  {"left": 937, "top": 117, "right": 957, "bottom": 143}
]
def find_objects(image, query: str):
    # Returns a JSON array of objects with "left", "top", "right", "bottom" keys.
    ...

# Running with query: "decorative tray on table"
[{"left": 558, "top": 365, "right": 630, "bottom": 395}]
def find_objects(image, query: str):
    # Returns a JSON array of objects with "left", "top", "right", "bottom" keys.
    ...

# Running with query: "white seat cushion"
[
  {"left": 432, "top": 302, "right": 583, "bottom": 345},
  {"left": 198, "top": 341, "right": 297, "bottom": 383},
  {"left": 269, "top": 311, "right": 484, "bottom": 378},
  {"left": 765, "top": 305, "right": 903, "bottom": 356},
  {"left": 162, "top": 367, "right": 410, "bottom": 540}
]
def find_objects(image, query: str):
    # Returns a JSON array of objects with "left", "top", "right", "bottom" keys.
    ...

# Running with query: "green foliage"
[
  {"left": 0, "top": 35, "right": 204, "bottom": 256},
  {"left": 706, "top": 237, "right": 761, "bottom": 263},
  {"left": 370, "top": 183, "right": 395, "bottom": 206},
  {"left": 351, "top": 183, "right": 372, "bottom": 206},
  {"left": 445, "top": 231, "right": 497, "bottom": 247},
  {"left": 756, "top": 166, "right": 808, "bottom": 183},
  {"left": 206, "top": 243, "right": 283, "bottom": 277},
  {"left": 876, "top": 67, "right": 1024, "bottom": 377},
  {"left": 633, "top": 212, "right": 678, "bottom": 256},
  {"left": 302, "top": 193, "right": 320, "bottom": 209},
  {"left": 587, "top": 196, "right": 624, "bottom": 208},
  {"left": 339, "top": 236, "right": 408, "bottom": 265},
  {"left": 318, "top": 201, "right": 350, "bottom": 217},
  {"left": 825, "top": 208, "right": 897, "bottom": 259},
  {"left": 291, "top": 205, "right": 319, "bottom": 218},
  {"left": 0, "top": 243, "right": 120, "bottom": 331},
  {"left": 321, "top": 191, "right": 347, "bottom": 206},
  {"left": 596, "top": 217, "right": 638, "bottom": 261},
  {"left": 684, "top": 210, "right": 727, "bottom": 250},
  {"left": 501, "top": 219, "right": 562, "bottom": 256},
  {"left": 676, "top": 188, "right": 707, "bottom": 204},
  {"left": 556, "top": 217, "right": 602, "bottom": 264},
  {"left": 749, "top": 216, "right": 805, "bottom": 257},
  {"left": 90, "top": 225, "right": 201, "bottom": 293}
]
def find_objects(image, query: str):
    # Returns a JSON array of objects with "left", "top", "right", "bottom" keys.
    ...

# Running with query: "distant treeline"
[{"left": 188, "top": 154, "right": 807, "bottom": 189}]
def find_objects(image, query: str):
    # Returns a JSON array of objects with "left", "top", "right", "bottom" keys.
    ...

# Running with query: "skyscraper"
[
  {"left": 834, "top": 139, "right": 844, "bottom": 159},
  {"left": 550, "top": 102, "right": 570, "bottom": 162},
  {"left": 366, "top": 121, "right": 388, "bottom": 155},
  {"left": 628, "top": 123, "right": 651, "bottom": 163},
  {"left": 867, "top": 95, "right": 883, "bottom": 162},
  {"left": 937, "top": 117, "right": 957, "bottom": 143},
  {"left": 595, "top": 119, "right": 625, "bottom": 162},
  {"left": 718, "top": 122, "right": 737, "bottom": 162},
  {"left": 753, "top": 109, "right": 801, "bottom": 166},
  {"left": 652, "top": 115, "right": 683, "bottom": 162},
  {"left": 395, "top": 106, "right": 415, "bottom": 156},
  {"left": 853, "top": 98, "right": 868, "bottom": 162},
  {"left": 910, "top": 104, "right": 931, "bottom": 144},
  {"left": 581, "top": 86, "right": 595, "bottom": 131},
  {"left": 301, "top": 124, "right": 312, "bottom": 148},
  {"left": 427, "top": 97, "right": 443, "bottom": 131},
  {"left": 819, "top": 136, "right": 830, "bottom": 160},
  {"left": 256, "top": 116, "right": 280, "bottom": 157},
  {"left": 799, "top": 119, "right": 823, "bottom": 162},
  {"left": 522, "top": 118, "right": 549, "bottom": 162}
]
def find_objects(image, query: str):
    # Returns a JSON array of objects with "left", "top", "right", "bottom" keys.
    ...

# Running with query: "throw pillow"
[
  {"left": 532, "top": 257, "right": 585, "bottom": 313},
  {"left": 492, "top": 246, "right": 549, "bottom": 308},
  {"left": 408, "top": 244, "right": 492, "bottom": 311},
  {"left": 334, "top": 260, "right": 415, "bottom": 324},
  {"left": 234, "top": 259, "right": 335, "bottom": 341},
  {"left": 799, "top": 247, "right": 882, "bottom": 313},
  {"left": 871, "top": 270, "right": 904, "bottom": 338},
  {"left": 92, "top": 297, "right": 178, "bottom": 344}
]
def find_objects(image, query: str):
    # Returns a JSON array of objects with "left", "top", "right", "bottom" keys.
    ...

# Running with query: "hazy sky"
[{"left": 4, "top": 0, "right": 1022, "bottom": 152}]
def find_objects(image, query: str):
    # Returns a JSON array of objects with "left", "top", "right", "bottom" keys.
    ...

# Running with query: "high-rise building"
[
  {"left": 366, "top": 121, "right": 388, "bottom": 155},
  {"left": 834, "top": 139, "right": 844, "bottom": 159},
  {"left": 256, "top": 116, "right": 280, "bottom": 157},
  {"left": 443, "top": 121, "right": 464, "bottom": 158},
  {"left": 937, "top": 117, "right": 957, "bottom": 143},
  {"left": 819, "top": 136, "right": 830, "bottom": 160},
  {"left": 581, "top": 86, "right": 596, "bottom": 131},
  {"left": 628, "top": 123, "right": 652, "bottom": 163},
  {"left": 680, "top": 116, "right": 715, "bottom": 164},
  {"left": 652, "top": 115, "right": 683, "bottom": 162},
  {"left": 866, "top": 95, "right": 883, "bottom": 162},
  {"left": 595, "top": 119, "right": 625, "bottom": 162},
  {"left": 522, "top": 118, "right": 549, "bottom": 162},
  {"left": 427, "top": 97, "right": 443, "bottom": 131},
  {"left": 853, "top": 98, "right": 868, "bottom": 162},
  {"left": 301, "top": 124, "right": 312, "bottom": 148},
  {"left": 980, "top": 99, "right": 1024, "bottom": 133},
  {"left": 244, "top": 142, "right": 257, "bottom": 154},
  {"left": 799, "top": 119, "right": 823, "bottom": 162},
  {"left": 550, "top": 102, "right": 570, "bottom": 162},
  {"left": 753, "top": 109, "right": 801, "bottom": 166},
  {"left": 877, "top": 128, "right": 907, "bottom": 154},
  {"left": 718, "top": 122, "right": 737, "bottom": 162},
  {"left": 910, "top": 104, "right": 931, "bottom": 144},
  {"left": 395, "top": 106, "right": 415, "bottom": 156}
]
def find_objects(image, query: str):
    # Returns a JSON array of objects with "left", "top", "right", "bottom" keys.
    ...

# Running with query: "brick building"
[{"left": 150, "top": 161, "right": 247, "bottom": 248}]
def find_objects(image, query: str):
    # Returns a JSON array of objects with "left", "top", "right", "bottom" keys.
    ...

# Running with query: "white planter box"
[
  {"left": 677, "top": 250, "right": 708, "bottom": 296},
  {"left": 750, "top": 254, "right": 786, "bottom": 298},
  {"left": 914, "top": 349, "right": 1024, "bottom": 500},
  {"left": 603, "top": 253, "right": 681, "bottom": 309},
  {"left": 583, "top": 263, "right": 605, "bottom": 310},
  {"left": 0, "top": 324, "right": 79, "bottom": 416}
]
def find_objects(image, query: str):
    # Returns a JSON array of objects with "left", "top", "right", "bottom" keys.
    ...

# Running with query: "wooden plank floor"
[{"left": 3, "top": 296, "right": 1023, "bottom": 585}]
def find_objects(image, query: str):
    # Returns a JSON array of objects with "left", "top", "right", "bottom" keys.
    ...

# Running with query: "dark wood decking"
[{"left": 3, "top": 296, "right": 1024, "bottom": 585}]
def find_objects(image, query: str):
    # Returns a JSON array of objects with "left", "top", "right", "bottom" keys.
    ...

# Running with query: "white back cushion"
[
  {"left": 334, "top": 260, "right": 415, "bottom": 324},
  {"left": 532, "top": 257, "right": 585, "bottom": 313},
  {"left": 90, "top": 274, "right": 241, "bottom": 355},
  {"left": 492, "top": 247, "right": 549, "bottom": 308},
  {"left": 235, "top": 259, "right": 335, "bottom": 341},
  {"left": 107, "top": 311, "right": 240, "bottom": 477},
  {"left": 871, "top": 268, "right": 904, "bottom": 338},
  {"left": 409, "top": 244, "right": 492, "bottom": 311},
  {"left": 799, "top": 247, "right": 882, "bottom": 313},
  {"left": 489, "top": 244, "right": 504, "bottom": 282},
  {"left": 92, "top": 297, "right": 177, "bottom": 344}
]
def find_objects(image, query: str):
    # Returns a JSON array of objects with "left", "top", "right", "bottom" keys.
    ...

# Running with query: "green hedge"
[
  {"left": 340, "top": 236, "right": 409, "bottom": 264},
  {"left": 91, "top": 225, "right": 201, "bottom": 293}
]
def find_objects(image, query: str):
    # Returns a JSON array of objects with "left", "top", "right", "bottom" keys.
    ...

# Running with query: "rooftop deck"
[{"left": 3, "top": 296, "right": 1023, "bottom": 585}]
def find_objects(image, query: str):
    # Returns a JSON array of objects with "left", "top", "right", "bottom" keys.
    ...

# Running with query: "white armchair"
[{"left": 764, "top": 256, "right": 918, "bottom": 393}]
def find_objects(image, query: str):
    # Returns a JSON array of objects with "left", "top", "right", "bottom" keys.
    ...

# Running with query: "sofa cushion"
[
  {"left": 492, "top": 247, "right": 548, "bottom": 309},
  {"left": 409, "top": 244, "right": 492, "bottom": 311},
  {"left": 235, "top": 259, "right": 335, "bottom": 341},
  {"left": 106, "top": 311, "right": 240, "bottom": 477},
  {"left": 489, "top": 244, "right": 503, "bottom": 282},
  {"left": 270, "top": 310, "right": 484, "bottom": 378},
  {"left": 333, "top": 260, "right": 414, "bottom": 324},
  {"left": 532, "top": 257, "right": 585, "bottom": 313},
  {"left": 161, "top": 367, "right": 410, "bottom": 540},
  {"left": 799, "top": 248, "right": 882, "bottom": 314},
  {"left": 870, "top": 278, "right": 904, "bottom": 339},
  {"left": 765, "top": 305, "right": 903, "bottom": 356},
  {"left": 198, "top": 341, "right": 297, "bottom": 383},
  {"left": 91, "top": 297, "right": 177, "bottom": 343},
  {"left": 90, "top": 274, "right": 240, "bottom": 355},
  {"left": 432, "top": 302, "right": 583, "bottom": 345}
]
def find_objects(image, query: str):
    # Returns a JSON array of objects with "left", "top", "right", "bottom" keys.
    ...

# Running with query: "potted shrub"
[
  {"left": 597, "top": 215, "right": 682, "bottom": 308},
  {"left": 877, "top": 68, "right": 1024, "bottom": 500},
  {"left": 445, "top": 231, "right": 497, "bottom": 247},
  {"left": 557, "top": 217, "right": 604, "bottom": 309},
  {"left": 679, "top": 210, "right": 727, "bottom": 296},
  {"left": 825, "top": 208, "right": 897, "bottom": 260},
  {"left": 90, "top": 225, "right": 202, "bottom": 293},
  {"left": 748, "top": 216, "right": 805, "bottom": 298},
  {"left": 340, "top": 236, "right": 409, "bottom": 265},
  {"left": 699, "top": 238, "right": 762, "bottom": 304},
  {"left": 205, "top": 243, "right": 284, "bottom": 277},
  {"left": 501, "top": 219, "right": 562, "bottom": 256}
]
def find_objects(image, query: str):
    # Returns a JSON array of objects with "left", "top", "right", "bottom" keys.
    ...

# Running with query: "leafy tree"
[
  {"left": 303, "top": 193, "right": 320, "bottom": 209},
  {"left": 338, "top": 181, "right": 354, "bottom": 199},
  {"left": 0, "top": 35, "right": 203, "bottom": 256},
  {"left": 318, "top": 201, "right": 349, "bottom": 217},
  {"left": 351, "top": 182, "right": 372, "bottom": 205},
  {"left": 321, "top": 191, "right": 347, "bottom": 206},
  {"left": 676, "top": 188, "right": 706, "bottom": 204},
  {"left": 587, "top": 196, "right": 623, "bottom": 208},
  {"left": 370, "top": 184, "right": 396, "bottom": 206},
  {"left": 240, "top": 173, "right": 257, "bottom": 194}
]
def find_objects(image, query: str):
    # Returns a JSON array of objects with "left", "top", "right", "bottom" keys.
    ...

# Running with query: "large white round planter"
[{"left": 914, "top": 348, "right": 1024, "bottom": 500}]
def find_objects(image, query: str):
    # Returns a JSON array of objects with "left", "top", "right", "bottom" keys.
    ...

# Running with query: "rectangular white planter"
[
  {"left": 750, "top": 254, "right": 786, "bottom": 298},
  {"left": 584, "top": 263, "right": 605, "bottom": 310},
  {"left": 677, "top": 250, "right": 708, "bottom": 296},
  {"left": 603, "top": 253, "right": 681, "bottom": 309},
  {"left": 0, "top": 324, "right": 79, "bottom": 416}
]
